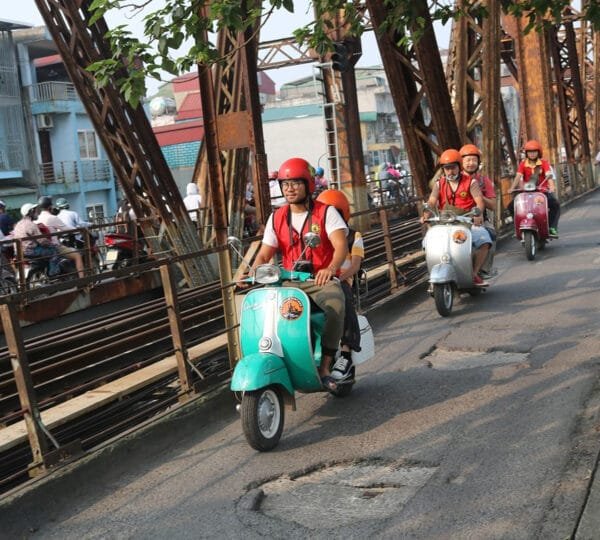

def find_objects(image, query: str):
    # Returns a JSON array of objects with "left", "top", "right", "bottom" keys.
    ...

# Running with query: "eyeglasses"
[{"left": 280, "top": 180, "right": 305, "bottom": 189}]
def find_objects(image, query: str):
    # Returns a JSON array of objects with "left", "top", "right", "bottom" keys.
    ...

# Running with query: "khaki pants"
[{"left": 284, "top": 279, "right": 345, "bottom": 354}]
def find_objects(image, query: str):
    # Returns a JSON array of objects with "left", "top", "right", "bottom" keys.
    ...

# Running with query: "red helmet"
[
  {"left": 438, "top": 149, "right": 462, "bottom": 168},
  {"left": 459, "top": 144, "right": 481, "bottom": 159},
  {"left": 278, "top": 157, "right": 314, "bottom": 193},
  {"left": 524, "top": 139, "right": 542, "bottom": 157},
  {"left": 316, "top": 189, "right": 350, "bottom": 221}
]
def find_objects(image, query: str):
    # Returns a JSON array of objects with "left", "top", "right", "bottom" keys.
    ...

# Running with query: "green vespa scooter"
[{"left": 229, "top": 234, "right": 374, "bottom": 451}]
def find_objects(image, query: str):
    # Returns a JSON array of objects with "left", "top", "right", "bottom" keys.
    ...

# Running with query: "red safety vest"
[
  {"left": 438, "top": 172, "right": 476, "bottom": 211},
  {"left": 273, "top": 201, "right": 335, "bottom": 272}
]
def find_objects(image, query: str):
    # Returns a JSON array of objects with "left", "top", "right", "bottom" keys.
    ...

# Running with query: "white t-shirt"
[{"left": 262, "top": 205, "right": 348, "bottom": 248}]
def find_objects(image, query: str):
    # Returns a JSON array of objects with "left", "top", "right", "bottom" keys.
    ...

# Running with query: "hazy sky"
[{"left": 9, "top": 1, "right": 450, "bottom": 93}]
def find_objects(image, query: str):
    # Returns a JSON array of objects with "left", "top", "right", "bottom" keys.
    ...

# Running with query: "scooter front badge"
[{"left": 280, "top": 297, "right": 304, "bottom": 320}]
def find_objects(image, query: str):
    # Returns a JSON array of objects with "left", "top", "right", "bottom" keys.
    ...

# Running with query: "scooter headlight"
[
  {"left": 254, "top": 264, "right": 281, "bottom": 284},
  {"left": 526, "top": 212, "right": 534, "bottom": 219},
  {"left": 440, "top": 253, "right": 451, "bottom": 264}
]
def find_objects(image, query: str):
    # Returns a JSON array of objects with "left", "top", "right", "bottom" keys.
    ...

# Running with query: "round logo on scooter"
[
  {"left": 452, "top": 230, "right": 467, "bottom": 244},
  {"left": 280, "top": 297, "right": 304, "bottom": 320}
]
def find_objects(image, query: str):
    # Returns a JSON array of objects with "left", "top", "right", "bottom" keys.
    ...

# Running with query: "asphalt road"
[{"left": 1, "top": 190, "right": 600, "bottom": 539}]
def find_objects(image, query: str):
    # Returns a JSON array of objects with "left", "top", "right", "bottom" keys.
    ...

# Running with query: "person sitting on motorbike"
[
  {"left": 460, "top": 144, "right": 497, "bottom": 279},
  {"left": 313, "top": 167, "right": 328, "bottom": 198},
  {"left": 508, "top": 139, "right": 560, "bottom": 237},
  {"left": 316, "top": 189, "right": 363, "bottom": 382},
  {"left": 13, "top": 203, "right": 61, "bottom": 273},
  {"left": 248, "top": 157, "right": 349, "bottom": 390},
  {"left": 420, "top": 149, "right": 492, "bottom": 287},
  {"left": 36, "top": 196, "right": 85, "bottom": 279}
]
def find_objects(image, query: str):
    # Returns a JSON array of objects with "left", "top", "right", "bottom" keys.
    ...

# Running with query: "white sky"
[{"left": 10, "top": 1, "right": 451, "bottom": 93}]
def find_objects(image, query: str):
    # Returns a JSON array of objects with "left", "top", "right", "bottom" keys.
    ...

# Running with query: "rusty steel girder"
[
  {"left": 502, "top": 15, "right": 558, "bottom": 171},
  {"left": 193, "top": 22, "right": 270, "bottom": 245},
  {"left": 548, "top": 9, "right": 592, "bottom": 192},
  {"left": 33, "top": 0, "right": 212, "bottom": 287},
  {"left": 366, "top": 0, "right": 460, "bottom": 198}
]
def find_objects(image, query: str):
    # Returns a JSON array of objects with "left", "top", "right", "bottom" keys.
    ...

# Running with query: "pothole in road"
[
  {"left": 240, "top": 460, "right": 437, "bottom": 529},
  {"left": 425, "top": 348, "right": 529, "bottom": 370}
]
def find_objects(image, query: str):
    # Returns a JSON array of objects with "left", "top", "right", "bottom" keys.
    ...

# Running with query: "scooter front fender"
[
  {"left": 429, "top": 263, "right": 457, "bottom": 285},
  {"left": 231, "top": 352, "right": 294, "bottom": 397}
]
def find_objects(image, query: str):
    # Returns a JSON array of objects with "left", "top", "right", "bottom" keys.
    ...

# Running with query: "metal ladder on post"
[{"left": 313, "top": 62, "right": 342, "bottom": 188}]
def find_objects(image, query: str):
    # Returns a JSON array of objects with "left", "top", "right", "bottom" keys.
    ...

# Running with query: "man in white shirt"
[
  {"left": 250, "top": 158, "right": 348, "bottom": 390},
  {"left": 36, "top": 196, "right": 85, "bottom": 279}
]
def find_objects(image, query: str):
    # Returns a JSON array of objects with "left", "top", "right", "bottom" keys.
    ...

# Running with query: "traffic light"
[{"left": 331, "top": 42, "right": 349, "bottom": 72}]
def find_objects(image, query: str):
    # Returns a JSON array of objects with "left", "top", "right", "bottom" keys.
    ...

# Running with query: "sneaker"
[
  {"left": 478, "top": 270, "right": 493, "bottom": 280},
  {"left": 549, "top": 227, "right": 558, "bottom": 237},
  {"left": 472, "top": 274, "right": 489, "bottom": 287},
  {"left": 331, "top": 354, "right": 353, "bottom": 381}
]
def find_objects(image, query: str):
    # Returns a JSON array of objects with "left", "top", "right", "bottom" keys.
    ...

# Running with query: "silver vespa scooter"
[{"left": 422, "top": 206, "right": 488, "bottom": 316}]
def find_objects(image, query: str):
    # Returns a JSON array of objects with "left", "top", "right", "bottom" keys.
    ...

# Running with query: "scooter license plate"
[{"left": 106, "top": 250, "right": 119, "bottom": 264}]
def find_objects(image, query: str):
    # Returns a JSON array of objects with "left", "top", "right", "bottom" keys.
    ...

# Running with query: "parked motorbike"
[
  {"left": 104, "top": 232, "right": 148, "bottom": 270},
  {"left": 512, "top": 180, "right": 552, "bottom": 260},
  {"left": 423, "top": 206, "right": 488, "bottom": 317},
  {"left": 229, "top": 234, "right": 375, "bottom": 451}
]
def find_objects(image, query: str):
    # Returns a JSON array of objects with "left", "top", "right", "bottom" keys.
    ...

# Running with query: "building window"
[
  {"left": 86, "top": 204, "right": 105, "bottom": 222},
  {"left": 78, "top": 131, "right": 99, "bottom": 159}
]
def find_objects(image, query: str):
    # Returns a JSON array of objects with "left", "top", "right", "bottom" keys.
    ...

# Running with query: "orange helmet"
[
  {"left": 439, "top": 149, "right": 462, "bottom": 168},
  {"left": 459, "top": 144, "right": 481, "bottom": 159},
  {"left": 278, "top": 157, "right": 314, "bottom": 193},
  {"left": 524, "top": 139, "right": 542, "bottom": 157},
  {"left": 316, "top": 189, "right": 350, "bottom": 221}
]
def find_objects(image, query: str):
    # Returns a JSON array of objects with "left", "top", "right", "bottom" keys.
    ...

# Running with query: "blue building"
[{"left": 0, "top": 21, "right": 118, "bottom": 222}]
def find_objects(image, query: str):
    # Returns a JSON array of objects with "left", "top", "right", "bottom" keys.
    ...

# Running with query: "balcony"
[
  {"left": 30, "top": 82, "right": 83, "bottom": 115},
  {"left": 31, "top": 82, "right": 78, "bottom": 102},
  {"left": 40, "top": 159, "right": 112, "bottom": 185}
]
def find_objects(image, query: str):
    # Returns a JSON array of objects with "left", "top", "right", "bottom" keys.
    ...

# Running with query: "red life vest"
[
  {"left": 272, "top": 201, "right": 335, "bottom": 272},
  {"left": 518, "top": 159, "right": 551, "bottom": 193},
  {"left": 438, "top": 172, "right": 476, "bottom": 211}
]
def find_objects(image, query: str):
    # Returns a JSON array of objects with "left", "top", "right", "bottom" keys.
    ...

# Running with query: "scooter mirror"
[
  {"left": 472, "top": 208, "right": 481, "bottom": 217},
  {"left": 227, "top": 236, "right": 243, "bottom": 251},
  {"left": 303, "top": 232, "right": 321, "bottom": 248}
]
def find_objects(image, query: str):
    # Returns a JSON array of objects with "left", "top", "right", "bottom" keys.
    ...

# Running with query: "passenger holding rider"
[
  {"left": 36, "top": 196, "right": 85, "bottom": 279},
  {"left": 508, "top": 139, "right": 560, "bottom": 237},
  {"left": 460, "top": 144, "right": 497, "bottom": 279},
  {"left": 420, "top": 149, "right": 492, "bottom": 287},
  {"left": 316, "top": 189, "right": 364, "bottom": 382},
  {"left": 249, "top": 158, "right": 349, "bottom": 390},
  {"left": 13, "top": 203, "right": 58, "bottom": 260}
]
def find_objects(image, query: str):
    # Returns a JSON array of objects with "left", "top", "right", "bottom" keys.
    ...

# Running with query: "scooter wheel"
[
  {"left": 524, "top": 231, "right": 536, "bottom": 260},
  {"left": 241, "top": 387, "right": 284, "bottom": 451},
  {"left": 433, "top": 283, "right": 454, "bottom": 317}
]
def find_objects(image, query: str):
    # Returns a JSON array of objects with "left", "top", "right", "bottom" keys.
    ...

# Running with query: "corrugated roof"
[
  {"left": 360, "top": 112, "right": 377, "bottom": 122},
  {"left": 176, "top": 92, "right": 202, "bottom": 121},
  {"left": 262, "top": 104, "right": 378, "bottom": 123},
  {"left": 262, "top": 104, "right": 323, "bottom": 122}
]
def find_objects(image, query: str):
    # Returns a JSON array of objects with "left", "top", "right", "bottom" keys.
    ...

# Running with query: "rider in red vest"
[
  {"left": 421, "top": 149, "right": 492, "bottom": 287},
  {"left": 251, "top": 157, "right": 349, "bottom": 390},
  {"left": 460, "top": 144, "right": 497, "bottom": 279},
  {"left": 508, "top": 139, "right": 560, "bottom": 237}
]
